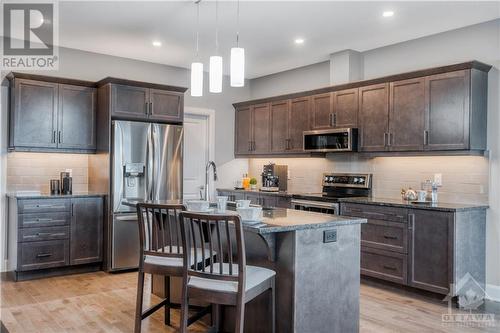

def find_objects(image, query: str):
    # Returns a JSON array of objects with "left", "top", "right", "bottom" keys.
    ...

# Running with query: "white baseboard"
[{"left": 486, "top": 284, "right": 500, "bottom": 302}]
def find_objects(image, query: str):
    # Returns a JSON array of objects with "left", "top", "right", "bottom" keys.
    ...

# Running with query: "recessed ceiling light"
[
  {"left": 294, "top": 38, "right": 305, "bottom": 45},
  {"left": 382, "top": 11, "right": 394, "bottom": 17},
  {"left": 152, "top": 41, "right": 162, "bottom": 47}
]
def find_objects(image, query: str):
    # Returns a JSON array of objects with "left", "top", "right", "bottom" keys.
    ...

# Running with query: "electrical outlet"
[
  {"left": 434, "top": 173, "right": 442, "bottom": 186},
  {"left": 323, "top": 229, "right": 337, "bottom": 243}
]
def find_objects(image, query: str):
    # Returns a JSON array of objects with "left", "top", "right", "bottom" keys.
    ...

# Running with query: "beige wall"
[{"left": 6, "top": 152, "right": 89, "bottom": 194}]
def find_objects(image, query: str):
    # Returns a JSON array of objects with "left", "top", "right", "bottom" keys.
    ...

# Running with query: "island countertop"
[{"left": 122, "top": 199, "right": 365, "bottom": 235}]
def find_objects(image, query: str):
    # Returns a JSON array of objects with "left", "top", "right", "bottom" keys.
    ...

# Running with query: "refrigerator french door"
[{"left": 111, "top": 120, "right": 183, "bottom": 270}]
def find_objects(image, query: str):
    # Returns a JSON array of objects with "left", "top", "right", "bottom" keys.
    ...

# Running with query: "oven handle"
[{"left": 291, "top": 199, "right": 338, "bottom": 210}]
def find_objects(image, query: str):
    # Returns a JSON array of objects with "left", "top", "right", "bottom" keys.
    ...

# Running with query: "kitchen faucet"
[{"left": 205, "top": 161, "right": 218, "bottom": 201}]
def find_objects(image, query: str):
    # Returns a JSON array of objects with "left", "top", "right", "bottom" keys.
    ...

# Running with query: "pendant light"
[
  {"left": 209, "top": 0, "right": 223, "bottom": 93},
  {"left": 230, "top": 0, "right": 245, "bottom": 87},
  {"left": 191, "top": 1, "right": 203, "bottom": 97}
]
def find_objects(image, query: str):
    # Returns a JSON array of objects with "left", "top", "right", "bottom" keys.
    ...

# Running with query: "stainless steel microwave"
[{"left": 303, "top": 128, "right": 358, "bottom": 152}]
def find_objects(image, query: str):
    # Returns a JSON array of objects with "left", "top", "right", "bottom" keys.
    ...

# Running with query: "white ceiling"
[{"left": 57, "top": 1, "right": 500, "bottom": 79}]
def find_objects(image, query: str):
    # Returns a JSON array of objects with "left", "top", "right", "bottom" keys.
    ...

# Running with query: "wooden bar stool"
[
  {"left": 134, "top": 203, "right": 211, "bottom": 333},
  {"left": 179, "top": 212, "right": 276, "bottom": 333}
]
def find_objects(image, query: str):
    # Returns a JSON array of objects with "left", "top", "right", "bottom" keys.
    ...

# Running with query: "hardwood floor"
[{"left": 1, "top": 272, "right": 498, "bottom": 332}]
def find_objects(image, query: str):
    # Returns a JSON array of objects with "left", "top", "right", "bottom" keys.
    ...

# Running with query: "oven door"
[
  {"left": 291, "top": 199, "right": 339, "bottom": 215},
  {"left": 303, "top": 128, "right": 358, "bottom": 152}
]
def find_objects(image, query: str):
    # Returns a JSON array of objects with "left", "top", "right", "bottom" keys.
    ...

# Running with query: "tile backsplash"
[
  {"left": 7, "top": 152, "right": 89, "bottom": 193},
  {"left": 248, "top": 155, "right": 489, "bottom": 205}
]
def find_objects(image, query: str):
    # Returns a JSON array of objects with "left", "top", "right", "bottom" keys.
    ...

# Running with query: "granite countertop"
[
  {"left": 339, "top": 197, "right": 489, "bottom": 212},
  {"left": 122, "top": 199, "right": 365, "bottom": 234},
  {"left": 7, "top": 192, "right": 106, "bottom": 199}
]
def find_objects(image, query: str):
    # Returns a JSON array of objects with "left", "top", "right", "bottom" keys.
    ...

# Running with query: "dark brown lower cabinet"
[
  {"left": 8, "top": 196, "right": 104, "bottom": 281},
  {"left": 70, "top": 197, "right": 104, "bottom": 265},
  {"left": 216, "top": 190, "right": 291, "bottom": 209},
  {"left": 341, "top": 202, "right": 486, "bottom": 299}
]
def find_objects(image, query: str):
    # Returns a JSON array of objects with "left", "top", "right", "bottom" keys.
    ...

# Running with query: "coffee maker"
[{"left": 261, "top": 163, "right": 288, "bottom": 192}]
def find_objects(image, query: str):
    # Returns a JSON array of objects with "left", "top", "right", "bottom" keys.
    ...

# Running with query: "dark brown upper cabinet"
[
  {"left": 233, "top": 61, "right": 490, "bottom": 156},
  {"left": 332, "top": 88, "right": 359, "bottom": 128},
  {"left": 388, "top": 78, "right": 426, "bottom": 151},
  {"left": 97, "top": 78, "right": 186, "bottom": 124},
  {"left": 424, "top": 70, "right": 473, "bottom": 151},
  {"left": 8, "top": 74, "right": 97, "bottom": 153},
  {"left": 252, "top": 103, "right": 271, "bottom": 154},
  {"left": 58, "top": 85, "right": 97, "bottom": 150},
  {"left": 235, "top": 106, "right": 253, "bottom": 155},
  {"left": 288, "top": 97, "right": 311, "bottom": 152},
  {"left": 359, "top": 83, "right": 390, "bottom": 152},
  {"left": 311, "top": 93, "right": 333, "bottom": 129},
  {"left": 270, "top": 100, "right": 290, "bottom": 153}
]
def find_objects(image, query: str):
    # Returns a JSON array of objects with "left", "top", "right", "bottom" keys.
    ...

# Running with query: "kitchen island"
[{"left": 125, "top": 200, "right": 365, "bottom": 333}]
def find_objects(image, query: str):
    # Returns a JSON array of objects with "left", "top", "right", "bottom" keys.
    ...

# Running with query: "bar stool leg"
[
  {"left": 134, "top": 271, "right": 145, "bottom": 333},
  {"left": 271, "top": 278, "right": 276, "bottom": 333},
  {"left": 235, "top": 302, "right": 245, "bottom": 333},
  {"left": 164, "top": 276, "right": 171, "bottom": 326},
  {"left": 180, "top": 283, "right": 189, "bottom": 333}
]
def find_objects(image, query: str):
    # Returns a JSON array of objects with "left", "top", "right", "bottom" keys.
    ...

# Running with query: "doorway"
[{"left": 183, "top": 107, "right": 215, "bottom": 200}]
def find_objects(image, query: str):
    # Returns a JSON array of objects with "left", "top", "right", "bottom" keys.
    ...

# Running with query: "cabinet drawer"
[
  {"left": 18, "top": 199, "right": 71, "bottom": 214},
  {"left": 19, "top": 226, "right": 70, "bottom": 242},
  {"left": 276, "top": 196, "right": 292, "bottom": 208},
  {"left": 19, "top": 240, "right": 69, "bottom": 271},
  {"left": 342, "top": 203, "right": 408, "bottom": 223},
  {"left": 361, "top": 219, "right": 407, "bottom": 253},
  {"left": 361, "top": 247, "right": 407, "bottom": 284},
  {"left": 19, "top": 212, "right": 70, "bottom": 228}
]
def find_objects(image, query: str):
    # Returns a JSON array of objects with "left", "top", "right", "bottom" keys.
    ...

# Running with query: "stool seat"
[{"left": 145, "top": 246, "right": 216, "bottom": 267}]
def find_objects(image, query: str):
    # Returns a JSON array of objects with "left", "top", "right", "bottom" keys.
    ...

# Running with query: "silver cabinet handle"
[
  {"left": 384, "top": 132, "right": 388, "bottom": 147},
  {"left": 424, "top": 130, "right": 429, "bottom": 145},
  {"left": 388, "top": 133, "right": 392, "bottom": 146},
  {"left": 248, "top": 141, "right": 252, "bottom": 151},
  {"left": 333, "top": 113, "right": 337, "bottom": 127},
  {"left": 145, "top": 102, "right": 148, "bottom": 114},
  {"left": 149, "top": 102, "right": 153, "bottom": 115},
  {"left": 58, "top": 131, "right": 62, "bottom": 144},
  {"left": 52, "top": 131, "right": 56, "bottom": 143},
  {"left": 36, "top": 253, "right": 52, "bottom": 258}
]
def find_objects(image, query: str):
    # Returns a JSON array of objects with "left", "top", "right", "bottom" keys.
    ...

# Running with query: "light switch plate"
[{"left": 434, "top": 173, "right": 442, "bottom": 186}]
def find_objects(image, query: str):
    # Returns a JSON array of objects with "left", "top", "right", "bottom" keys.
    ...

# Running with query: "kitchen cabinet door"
[
  {"left": 11, "top": 79, "right": 58, "bottom": 149},
  {"left": 270, "top": 100, "right": 289, "bottom": 153},
  {"left": 311, "top": 93, "right": 333, "bottom": 129},
  {"left": 408, "top": 210, "right": 453, "bottom": 294},
  {"left": 235, "top": 106, "right": 252, "bottom": 155},
  {"left": 244, "top": 193, "right": 261, "bottom": 205},
  {"left": 333, "top": 88, "right": 358, "bottom": 128},
  {"left": 252, "top": 103, "right": 271, "bottom": 154},
  {"left": 359, "top": 83, "right": 390, "bottom": 152},
  {"left": 111, "top": 84, "right": 149, "bottom": 119},
  {"left": 70, "top": 197, "right": 103, "bottom": 265},
  {"left": 149, "top": 89, "right": 183, "bottom": 122},
  {"left": 57, "top": 84, "right": 97, "bottom": 150},
  {"left": 289, "top": 97, "right": 310, "bottom": 152},
  {"left": 389, "top": 78, "right": 425, "bottom": 151},
  {"left": 425, "top": 70, "right": 470, "bottom": 150}
]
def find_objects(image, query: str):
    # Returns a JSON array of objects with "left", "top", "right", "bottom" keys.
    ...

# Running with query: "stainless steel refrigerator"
[{"left": 111, "top": 120, "right": 183, "bottom": 270}]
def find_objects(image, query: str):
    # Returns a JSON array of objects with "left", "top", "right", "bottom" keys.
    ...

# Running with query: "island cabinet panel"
[
  {"left": 333, "top": 88, "right": 358, "bottom": 128},
  {"left": 235, "top": 106, "right": 253, "bottom": 154},
  {"left": 288, "top": 97, "right": 311, "bottom": 151},
  {"left": 111, "top": 84, "right": 149, "bottom": 119},
  {"left": 149, "top": 89, "right": 183, "bottom": 122},
  {"left": 252, "top": 103, "right": 271, "bottom": 154},
  {"left": 408, "top": 210, "right": 453, "bottom": 294},
  {"left": 70, "top": 197, "right": 103, "bottom": 265},
  {"left": 58, "top": 84, "right": 97, "bottom": 150},
  {"left": 270, "top": 100, "right": 290, "bottom": 153},
  {"left": 11, "top": 79, "right": 58, "bottom": 149},
  {"left": 311, "top": 93, "right": 333, "bottom": 129},
  {"left": 359, "top": 83, "right": 390, "bottom": 152},
  {"left": 389, "top": 78, "right": 426, "bottom": 151},
  {"left": 425, "top": 70, "right": 470, "bottom": 151}
]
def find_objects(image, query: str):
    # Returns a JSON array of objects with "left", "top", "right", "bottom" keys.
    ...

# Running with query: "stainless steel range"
[{"left": 291, "top": 173, "right": 372, "bottom": 215}]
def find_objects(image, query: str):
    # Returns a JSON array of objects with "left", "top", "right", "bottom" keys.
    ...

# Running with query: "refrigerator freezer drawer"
[{"left": 111, "top": 214, "right": 140, "bottom": 270}]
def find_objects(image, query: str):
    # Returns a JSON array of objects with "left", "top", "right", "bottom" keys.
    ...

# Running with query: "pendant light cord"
[
  {"left": 215, "top": 0, "right": 219, "bottom": 54},
  {"left": 196, "top": 1, "right": 200, "bottom": 58},
  {"left": 236, "top": 0, "right": 240, "bottom": 46}
]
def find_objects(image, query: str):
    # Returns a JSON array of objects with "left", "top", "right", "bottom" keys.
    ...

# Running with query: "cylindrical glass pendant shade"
[
  {"left": 209, "top": 56, "right": 223, "bottom": 93},
  {"left": 230, "top": 47, "right": 245, "bottom": 87},
  {"left": 190, "top": 62, "right": 203, "bottom": 97}
]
